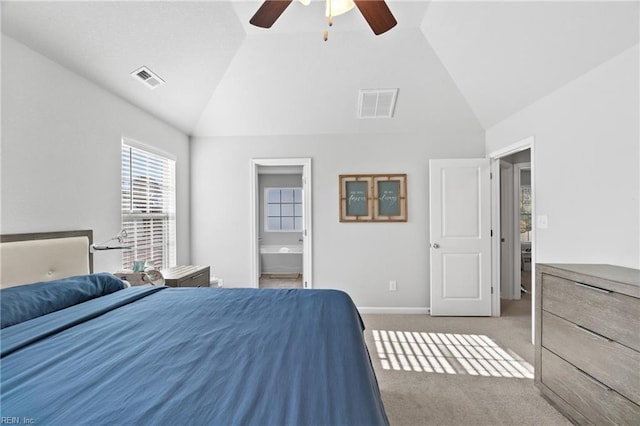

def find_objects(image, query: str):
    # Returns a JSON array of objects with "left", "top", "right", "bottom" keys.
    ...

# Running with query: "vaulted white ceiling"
[
  {"left": 421, "top": 1, "right": 640, "bottom": 128},
  {"left": 2, "top": 1, "right": 638, "bottom": 136}
]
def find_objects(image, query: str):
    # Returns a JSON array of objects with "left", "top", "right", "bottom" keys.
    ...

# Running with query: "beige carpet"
[{"left": 361, "top": 293, "right": 571, "bottom": 426}]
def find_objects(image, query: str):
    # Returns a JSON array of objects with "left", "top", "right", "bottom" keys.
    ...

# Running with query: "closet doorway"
[{"left": 250, "top": 159, "right": 313, "bottom": 289}]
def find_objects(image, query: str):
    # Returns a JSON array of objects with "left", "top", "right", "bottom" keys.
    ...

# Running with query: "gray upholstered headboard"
[{"left": 0, "top": 230, "right": 93, "bottom": 288}]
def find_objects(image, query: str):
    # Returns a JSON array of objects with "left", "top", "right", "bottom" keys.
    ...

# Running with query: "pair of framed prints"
[{"left": 339, "top": 174, "right": 407, "bottom": 222}]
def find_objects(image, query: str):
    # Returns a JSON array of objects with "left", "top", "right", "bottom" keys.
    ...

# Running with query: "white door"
[
  {"left": 429, "top": 158, "right": 492, "bottom": 316},
  {"left": 500, "top": 161, "right": 515, "bottom": 300}
]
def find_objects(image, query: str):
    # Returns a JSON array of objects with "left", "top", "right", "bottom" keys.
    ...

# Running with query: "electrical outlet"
[{"left": 389, "top": 280, "right": 397, "bottom": 291}]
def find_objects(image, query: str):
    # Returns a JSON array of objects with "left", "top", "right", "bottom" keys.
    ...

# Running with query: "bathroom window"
[{"left": 265, "top": 188, "right": 303, "bottom": 232}]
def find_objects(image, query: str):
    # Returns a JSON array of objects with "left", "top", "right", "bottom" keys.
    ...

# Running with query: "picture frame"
[
  {"left": 339, "top": 175, "right": 374, "bottom": 221},
  {"left": 339, "top": 174, "right": 407, "bottom": 222},
  {"left": 373, "top": 174, "right": 407, "bottom": 221}
]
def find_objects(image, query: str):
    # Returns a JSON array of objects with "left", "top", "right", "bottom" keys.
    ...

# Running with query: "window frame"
[
  {"left": 121, "top": 139, "right": 177, "bottom": 270},
  {"left": 264, "top": 187, "right": 303, "bottom": 233}
]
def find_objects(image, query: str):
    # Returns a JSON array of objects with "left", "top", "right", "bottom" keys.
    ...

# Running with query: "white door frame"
[
  {"left": 489, "top": 136, "right": 536, "bottom": 343},
  {"left": 250, "top": 158, "right": 313, "bottom": 289}
]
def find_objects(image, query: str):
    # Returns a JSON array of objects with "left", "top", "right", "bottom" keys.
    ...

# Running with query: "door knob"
[{"left": 432, "top": 243, "right": 440, "bottom": 249}]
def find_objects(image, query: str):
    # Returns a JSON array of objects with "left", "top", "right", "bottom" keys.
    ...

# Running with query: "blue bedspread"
[{"left": 1, "top": 287, "right": 388, "bottom": 426}]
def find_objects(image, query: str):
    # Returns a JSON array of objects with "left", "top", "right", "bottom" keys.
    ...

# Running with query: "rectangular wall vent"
[
  {"left": 358, "top": 89, "right": 398, "bottom": 119},
  {"left": 131, "top": 66, "right": 165, "bottom": 89}
]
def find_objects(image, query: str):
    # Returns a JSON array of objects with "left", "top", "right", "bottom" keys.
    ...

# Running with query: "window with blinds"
[{"left": 121, "top": 142, "right": 176, "bottom": 270}]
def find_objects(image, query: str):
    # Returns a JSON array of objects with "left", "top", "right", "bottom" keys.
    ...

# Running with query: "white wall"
[
  {"left": 259, "top": 174, "right": 303, "bottom": 274},
  {"left": 191, "top": 18, "right": 486, "bottom": 309},
  {"left": 487, "top": 44, "right": 640, "bottom": 269},
  {"left": 1, "top": 35, "right": 191, "bottom": 273},
  {"left": 191, "top": 130, "right": 484, "bottom": 309}
]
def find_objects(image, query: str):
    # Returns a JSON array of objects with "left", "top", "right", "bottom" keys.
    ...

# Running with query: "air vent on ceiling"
[
  {"left": 131, "top": 66, "right": 165, "bottom": 89},
  {"left": 358, "top": 89, "right": 398, "bottom": 119}
]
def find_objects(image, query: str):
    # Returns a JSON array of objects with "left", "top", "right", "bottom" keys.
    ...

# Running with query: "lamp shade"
[{"left": 325, "top": 0, "right": 355, "bottom": 17}]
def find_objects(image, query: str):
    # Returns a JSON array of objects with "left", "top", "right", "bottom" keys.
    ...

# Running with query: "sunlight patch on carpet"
[{"left": 372, "top": 330, "right": 534, "bottom": 379}]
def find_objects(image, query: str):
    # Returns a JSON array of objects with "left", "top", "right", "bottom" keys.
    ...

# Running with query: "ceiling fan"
[{"left": 249, "top": 0, "right": 397, "bottom": 36}]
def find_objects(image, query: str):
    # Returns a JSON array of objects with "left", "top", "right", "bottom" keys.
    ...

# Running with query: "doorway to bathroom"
[{"left": 250, "top": 158, "right": 312, "bottom": 289}]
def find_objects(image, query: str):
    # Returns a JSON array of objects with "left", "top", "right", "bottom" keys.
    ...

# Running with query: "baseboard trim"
[{"left": 357, "top": 307, "right": 430, "bottom": 315}]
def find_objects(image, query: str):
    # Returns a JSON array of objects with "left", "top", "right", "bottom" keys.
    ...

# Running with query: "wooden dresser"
[{"left": 535, "top": 264, "right": 640, "bottom": 425}]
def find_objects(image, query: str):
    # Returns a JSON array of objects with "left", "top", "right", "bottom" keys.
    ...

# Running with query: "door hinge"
[
  {"left": 491, "top": 287, "right": 494, "bottom": 294},
  {"left": 304, "top": 281, "right": 308, "bottom": 288},
  {"left": 304, "top": 229, "right": 307, "bottom": 236},
  {"left": 491, "top": 229, "right": 493, "bottom": 237},
  {"left": 490, "top": 172, "right": 493, "bottom": 179}
]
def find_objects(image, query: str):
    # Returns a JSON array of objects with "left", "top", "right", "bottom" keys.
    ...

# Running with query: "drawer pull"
[
  {"left": 575, "top": 367, "right": 612, "bottom": 391},
  {"left": 190, "top": 273, "right": 206, "bottom": 280},
  {"left": 574, "top": 324, "right": 612, "bottom": 342},
  {"left": 573, "top": 282, "right": 611, "bottom": 294}
]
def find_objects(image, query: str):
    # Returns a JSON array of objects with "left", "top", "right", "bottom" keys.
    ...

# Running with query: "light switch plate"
[{"left": 537, "top": 215, "right": 548, "bottom": 229}]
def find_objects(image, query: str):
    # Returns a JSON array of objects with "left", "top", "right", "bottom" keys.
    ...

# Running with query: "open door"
[
  {"left": 429, "top": 159, "right": 492, "bottom": 316},
  {"left": 500, "top": 160, "right": 516, "bottom": 300}
]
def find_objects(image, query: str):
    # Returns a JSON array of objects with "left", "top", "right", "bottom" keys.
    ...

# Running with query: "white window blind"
[{"left": 121, "top": 142, "right": 176, "bottom": 270}]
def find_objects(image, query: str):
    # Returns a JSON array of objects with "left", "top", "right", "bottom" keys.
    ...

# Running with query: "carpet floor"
[{"left": 361, "top": 293, "right": 570, "bottom": 426}]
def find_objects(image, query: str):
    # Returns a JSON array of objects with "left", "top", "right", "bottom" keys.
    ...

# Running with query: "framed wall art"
[
  {"left": 339, "top": 175, "right": 374, "bottom": 221},
  {"left": 373, "top": 174, "right": 407, "bottom": 221},
  {"left": 339, "top": 174, "right": 407, "bottom": 222}
]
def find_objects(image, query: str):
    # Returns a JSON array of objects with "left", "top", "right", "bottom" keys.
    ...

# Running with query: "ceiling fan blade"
[
  {"left": 250, "top": 0, "right": 293, "bottom": 28},
  {"left": 353, "top": 0, "right": 397, "bottom": 35}
]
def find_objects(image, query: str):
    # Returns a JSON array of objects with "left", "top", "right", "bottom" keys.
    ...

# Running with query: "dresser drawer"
[
  {"left": 542, "top": 273, "right": 640, "bottom": 351},
  {"left": 176, "top": 269, "right": 209, "bottom": 287},
  {"left": 542, "top": 311, "right": 640, "bottom": 404},
  {"left": 163, "top": 266, "right": 210, "bottom": 288},
  {"left": 541, "top": 348, "right": 640, "bottom": 426}
]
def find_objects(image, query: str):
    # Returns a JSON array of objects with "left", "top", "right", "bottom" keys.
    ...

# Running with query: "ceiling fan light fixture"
[
  {"left": 325, "top": 0, "right": 355, "bottom": 18},
  {"left": 249, "top": 0, "right": 396, "bottom": 36},
  {"left": 298, "top": 0, "right": 311, "bottom": 5}
]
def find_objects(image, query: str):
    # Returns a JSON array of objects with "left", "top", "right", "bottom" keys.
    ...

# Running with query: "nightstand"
[{"left": 161, "top": 265, "right": 210, "bottom": 287}]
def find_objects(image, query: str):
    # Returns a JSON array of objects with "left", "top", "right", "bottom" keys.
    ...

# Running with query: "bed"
[{"left": 0, "top": 230, "right": 388, "bottom": 425}]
